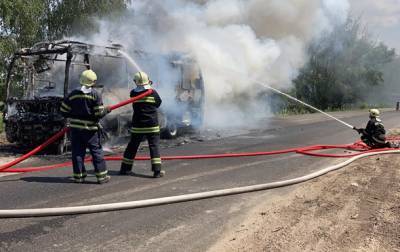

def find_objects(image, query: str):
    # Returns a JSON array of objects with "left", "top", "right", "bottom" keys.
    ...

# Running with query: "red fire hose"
[
  {"left": 0, "top": 89, "right": 153, "bottom": 172},
  {"left": 0, "top": 128, "right": 70, "bottom": 172},
  {"left": 2, "top": 139, "right": 398, "bottom": 173},
  {"left": 108, "top": 89, "right": 153, "bottom": 111}
]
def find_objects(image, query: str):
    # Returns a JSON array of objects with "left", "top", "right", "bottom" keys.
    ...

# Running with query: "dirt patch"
[{"left": 209, "top": 155, "right": 400, "bottom": 252}]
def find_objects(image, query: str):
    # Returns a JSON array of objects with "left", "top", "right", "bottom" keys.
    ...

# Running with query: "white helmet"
[
  {"left": 80, "top": 69, "right": 97, "bottom": 86},
  {"left": 133, "top": 71, "right": 150, "bottom": 85},
  {"left": 369, "top": 108, "right": 380, "bottom": 117}
]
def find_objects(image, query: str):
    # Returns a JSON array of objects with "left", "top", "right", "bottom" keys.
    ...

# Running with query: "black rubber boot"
[
  {"left": 73, "top": 177, "right": 85, "bottom": 183},
  {"left": 119, "top": 169, "right": 134, "bottom": 175},
  {"left": 153, "top": 170, "right": 165, "bottom": 178},
  {"left": 97, "top": 175, "right": 111, "bottom": 184}
]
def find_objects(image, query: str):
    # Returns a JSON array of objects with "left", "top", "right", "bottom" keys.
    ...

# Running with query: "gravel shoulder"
[{"left": 209, "top": 154, "right": 400, "bottom": 251}]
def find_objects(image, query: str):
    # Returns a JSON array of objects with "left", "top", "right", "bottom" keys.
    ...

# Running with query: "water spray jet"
[
  {"left": 222, "top": 67, "right": 354, "bottom": 129},
  {"left": 118, "top": 50, "right": 143, "bottom": 72},
  {"left": 256, "top": 82, "right": 354, "bottom": 129}
]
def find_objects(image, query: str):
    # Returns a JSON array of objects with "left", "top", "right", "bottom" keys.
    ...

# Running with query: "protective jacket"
[
  {"left": 357, "top": 117, "right": 389, "bottom": 148},
  {"left": 60, "top": 88, "right": 107, "bottom": 130},
  {"left": 130, "top": 86, "right": 162, "bottom": 133},
  {"left": 364, "top": 117, "right": 386, "bottom": 143}
]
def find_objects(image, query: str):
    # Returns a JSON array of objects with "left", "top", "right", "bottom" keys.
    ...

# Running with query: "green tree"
[
  {"left": 0, "top": 0, "right": 129, "bottom": 102},
  {"left": 293, "top": 17, "right": 396, "bottom": 110},
  {"left": 47, "top": 0, "right": 128, "bottom": 39},
  {"left": 0, "top": 0, "right": 47, "bottom": 101}
]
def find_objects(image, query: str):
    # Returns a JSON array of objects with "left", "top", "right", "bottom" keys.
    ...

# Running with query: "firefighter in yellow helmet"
[
  {"left": 60, "top": 69, "right": 111, "bottom": 183},
  {"left": 120, "top": 71, "right": 165, "bottom": 177},
  {"left": 353, "top": 109, "right": 391, "bottom": 148}
]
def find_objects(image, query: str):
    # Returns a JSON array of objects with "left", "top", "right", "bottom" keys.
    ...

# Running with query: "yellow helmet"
[
  {"left": 80, "top": 69, "right": 97, "bottom": 86},
  {"left": 369, "top": 108, "right": 380, "bottom": 117},
  {"left": 133, "top": 71, "right": 150, "bottom": 85}
]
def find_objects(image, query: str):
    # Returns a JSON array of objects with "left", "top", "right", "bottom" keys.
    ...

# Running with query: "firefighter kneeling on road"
[
  {"left": 353, "top": 109, "right": 391, "bottom": 148},
  {"left": 120, "top": 71, "right": 165, "bottom": 178},
  {"left": 60, "top": 69, "right": 111, "bottom": 184}
]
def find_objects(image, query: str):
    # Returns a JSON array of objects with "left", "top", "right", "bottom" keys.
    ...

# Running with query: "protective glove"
[
  {"left": 65, "top": 118, "right": 71, "bottom": 128},
  {"left": 353, "top": 126, "right": 362, "bottom": 134},
  {"left": 98, "top": 106, "right": 112, "bottom": 118}
]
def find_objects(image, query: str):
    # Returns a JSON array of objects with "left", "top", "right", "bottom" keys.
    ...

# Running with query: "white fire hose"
[{"left": 1, "top": 150, "right": 398, "bottom": 218}]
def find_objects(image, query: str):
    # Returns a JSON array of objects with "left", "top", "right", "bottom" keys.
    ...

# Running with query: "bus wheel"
[{"left": 162, "top": 122, "right": 178, "bottom": 139}]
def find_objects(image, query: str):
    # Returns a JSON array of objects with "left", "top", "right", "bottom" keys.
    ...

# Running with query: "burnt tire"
[{"left": 162, "top": 122, "right": 178, "bottom": 139}]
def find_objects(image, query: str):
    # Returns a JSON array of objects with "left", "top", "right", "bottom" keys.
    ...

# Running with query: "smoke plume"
[{"left": 81, "top": 0, "right": 350, "bottom": 129}]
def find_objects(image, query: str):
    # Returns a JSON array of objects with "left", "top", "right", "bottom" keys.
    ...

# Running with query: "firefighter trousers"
[
  {"left": 120, "top": 132, "right": 161, "bottom": 173},
  {"left": 361, "top": 134, "right": 391, "bottom": 148},
  {"left": 70, "top": 128, "right": 108, "bottom": 180}
]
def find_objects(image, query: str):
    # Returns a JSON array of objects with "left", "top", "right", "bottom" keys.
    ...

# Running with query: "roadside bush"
[{"left": 293, "top": 17, "right": 395, "bottom": 110}]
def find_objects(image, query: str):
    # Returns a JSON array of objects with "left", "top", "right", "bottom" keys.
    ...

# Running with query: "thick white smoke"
[{"left": 83, "top": 0, "right": 350, "bottom": 129}]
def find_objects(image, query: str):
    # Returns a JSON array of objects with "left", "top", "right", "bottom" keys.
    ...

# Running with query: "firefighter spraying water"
[
  {"left": 255, "top": 81, "right": 395, "bottom": 149},
  {"left": 257, "top": 81, "right": 397, "bottom": 149},
  {"left": 119, "top": 71, "right": 165, "bottom": 178},
  {"left": 60, "top": 69, "right": 111, "bottom": 184},
  {"left": 353, "top": 109, "right": 392, "bottom": 148}
]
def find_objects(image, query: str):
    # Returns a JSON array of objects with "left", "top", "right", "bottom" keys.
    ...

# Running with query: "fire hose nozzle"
[{"left": 353, "top": 127, "right": 363, "bottom": 134}]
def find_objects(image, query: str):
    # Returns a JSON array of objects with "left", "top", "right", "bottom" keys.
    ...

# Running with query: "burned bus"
[{"left": 3, "top": 40, "right": 204, "bottom": 153}]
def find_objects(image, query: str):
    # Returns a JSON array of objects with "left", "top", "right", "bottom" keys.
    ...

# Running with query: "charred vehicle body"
[{"left": 4, "top": 40, "right": 204, "bottom": 153}]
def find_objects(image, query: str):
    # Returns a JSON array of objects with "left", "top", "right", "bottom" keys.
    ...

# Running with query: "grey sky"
[{"left": 350, "top": 0, "right": 400, "bottom": 52}]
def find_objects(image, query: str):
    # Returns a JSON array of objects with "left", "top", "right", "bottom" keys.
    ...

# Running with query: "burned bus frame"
[{"left": 3, "top": 40, "right": 204, "bottom": 153}]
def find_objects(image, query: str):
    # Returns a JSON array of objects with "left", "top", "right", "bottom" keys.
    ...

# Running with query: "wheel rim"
[{"left": 168, "top": 123, "right": 177, "bottom": 136}]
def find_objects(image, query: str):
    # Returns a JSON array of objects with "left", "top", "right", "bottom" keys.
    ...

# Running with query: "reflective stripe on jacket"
[
  {"left": 60, "top": 87, "right": 105, "bottom": 131},
  {"left": 69, "top": 118, "right": 99, "bottom": 130},
  {"left": 130, "top": 87, "right": 162, "bottom": 128}
]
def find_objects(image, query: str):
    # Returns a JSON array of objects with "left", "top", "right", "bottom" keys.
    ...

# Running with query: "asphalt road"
[{"left": 1, "top": 110, "right": 400, "bottom": 252}]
